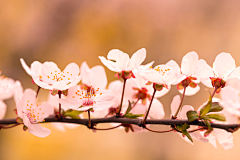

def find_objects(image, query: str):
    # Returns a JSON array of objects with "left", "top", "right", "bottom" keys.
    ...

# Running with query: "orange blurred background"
[{"left": 1, "top": 1, "right": 240, "bottom": 160}]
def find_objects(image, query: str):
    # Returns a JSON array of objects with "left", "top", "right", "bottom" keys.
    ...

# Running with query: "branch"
[{"left": 1, "top": 116, "right": 240, "bottom": 133}]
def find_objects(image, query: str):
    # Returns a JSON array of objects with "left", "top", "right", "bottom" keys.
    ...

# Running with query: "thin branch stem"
[
  {"left": 0, "top": 123, "right": 20, "bottom": 129},
  {"left": 188, "top": 127, "right": 207, "bottom": 133},
  {"left": 58, "top": 91, "right": 62, "bottom": 119},
  {"left": 36, "top": 86, "right": 41, "bottom": 98},
  {"left": 1, "top": 117, "right": 240, "bottom": 133},
  {"left": 145, "top": 127, "right": 173, "bottom": 133},
  {"left": 212, "top": 87, "right": 218, "bottom": 97},
  {"left": 141, "top": 89, "right": 157, "bottom": 126},
  {"left": 92, "top": 124, "right": 122, "bottom": 131},
  {"left": 116, "top": 78, "right": 127, "bottom": 116},
  {"left": 131, "top": 99, "right": 139, "bottom": 110},
  {"left": 88, "top": 110, "right": 91, "bottom": 128},
  {"left": 173, "top": 86, "right": 186, "bottom": 119}
]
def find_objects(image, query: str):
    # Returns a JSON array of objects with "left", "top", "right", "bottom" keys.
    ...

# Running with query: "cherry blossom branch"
[{"left": 1, "top": 117, "right": 239, "bottom": 133}]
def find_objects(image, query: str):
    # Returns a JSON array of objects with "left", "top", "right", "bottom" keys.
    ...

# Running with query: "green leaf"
[
  {"left": 125, "top": 100, "right": 132, "bottom": 115},
  {"left": 203, "top": 120, "right": 211, "bottom": 130},
  {"left": 182, "top": 130, "right": 193, "bottom": 143},
  {"left": 200, "top": 92, "right": 212, "bottom": 116},
  {"left": 63, "top": 109, "right": 84, "bottom": 119},
  {"left": 187, "top": 111, "right": 199, "bottom": 122},
  {"left": 124, "top": 113, "right": 144, "bottom": 119},
  {"left": 206, "top": 114, "right": 226, "bottom": 121},
  {"left": 209, "top": 102, "right": 224, "bottom": 112},
  {"left": 176, "top": 123, "right": 190, "bottom": 131}
]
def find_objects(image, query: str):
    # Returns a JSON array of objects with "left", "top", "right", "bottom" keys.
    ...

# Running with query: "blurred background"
[{"left": 1, "top": 0, "right": 240, "bottom": 159}]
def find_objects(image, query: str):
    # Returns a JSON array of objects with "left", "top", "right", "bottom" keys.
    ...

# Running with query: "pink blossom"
[
  {"left": 99, "top": 48, "right": 146, "bottom": 72},
  {"left": 195, "top": 52, "right": 238, "bottom": 93},
  {"left": 58, "top": 85, "right": 114, "bottom": 111},
  {"left": 20, "top": 58, "right": 81, "bottom": 90},
  {"left": 167, "top": 51, "right": 200, "bottom": 96},
  {"left": 16, "top": 89, "right": 54, "bottom": 137}
]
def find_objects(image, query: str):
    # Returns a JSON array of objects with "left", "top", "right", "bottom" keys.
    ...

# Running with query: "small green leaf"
[
  {"left": 203, "top": 120, "right": 211, "bottom": 130},
  {"left": 187, "top": 111, "right": 199, "bottom": 122},
  {"left": 200, "top": 92, "right": 212, "bottom": 116},
  {"left": 182, "top": 130, "right": 193, "bottom": 143},
  {"left": 125, "top": 100, "right": 132, "bottom": 115},
  {"left": 176, "top": 123, "right": 190, "bottom": 131},
  {"left": 209, "top": 102, "right": 224, "bottom": 112},
  {"left": 124, "top": 113, "right": 144, "bottom": 119},
  {"left": 63, "top": 109, "right": 84, "bottom": 119},
  {"left": 206, "top": 114, "right": 226, "bottom": 121}
]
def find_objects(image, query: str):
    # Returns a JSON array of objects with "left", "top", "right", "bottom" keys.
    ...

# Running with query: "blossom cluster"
[{"left": 1, "top": 48, "right": 240, "bottom": 150}]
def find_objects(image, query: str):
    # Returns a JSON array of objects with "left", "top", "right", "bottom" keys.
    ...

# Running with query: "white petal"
[
  {"left": 213, "top": 129, "right": 233, "bottom": 150},
  {"left": 31, "top": 61, "right": 43, "bottom": 78},
  {"left": 41, "top": 62, "right": 61, "bottom": 84},
  {"left": 194, "top": 59, "right": 214, "bottom": 80},
  {"left": 14, "top": 80, "right": 23, "bottom": 104},
  {"left": 226, "top": 77, "right": 240, "bottom": 91},
  {"left": 149, "top": 99, "right": 165, "bottom": 119},
  {"left": 179, "top": 105, "right": 194, "bottom": 119},
  {"left": 20, "top": 58, "right": 32, "bottom": 76},
  {"left": 99, "top": 56, "right": 121, "bottom": 72},
  {"left": 129, "top": 48, "right": 146, "bottom": 70},
  {"left": 62, "top": 63, "right": 80, "bottom": 82},
  {"left": 28, "top": 123, "right": 51, "bottom": 138},
  {"left": 213, "top": 52, "right": 236, "bottom": 78},
  {"left": 170, "top": 95, "right": 181, "bottom": 116},
  {"left": 89, "top": 65, "right": 107, "bottom": 89},
  {"left": 181, "top": 51, "right": 199, "bottom": 76},
  {"left": 107, "top": 49, "right": 130, "bottom": 71},
  {"left": 228, "top": 66, "right": 240, "bottom": 79},
  {"left": 0, "top": 100, "right": 6, "bottom": 119}
]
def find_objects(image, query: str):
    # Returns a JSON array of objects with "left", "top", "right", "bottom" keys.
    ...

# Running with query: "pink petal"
[
  {"left": 194, "top": 59, "right": 214, "bottom": 80},
  {"left": 31, "top": 61, "right": 43, "bottom": 78},
  {"left": 20, "top": 58, "right": 32, "bottom": 76},
  {"left": 28, "top": 123, "right": 51, "bottom": 138},
  {"left": 213, "top": 52, "right": 236, "bottom": 78},
  {"left": 228, "top": 66, "right": 240, "bottom": 80},
  {"left": 34, "top": 102, "right": 54, "bottom": 122},
  {"left": 181, "top": 51, "right": 199, "bottom": 76},
  {"left": 33, "top": 78, "right": 52, "bottom": 90},
  {"left": 13, "top": 81, "right": 23, "bottom": 104},
  {"left": 107, "top": 49, "right": 130, "bottom": 71},
  {"left": 129, "top": 48, "right": 146, "bottom": 70},
  {"left": 17, "top": 89, "right": 36, "bottom": 118},
  {"left": 62, "top": 63, "right": 80, "bottom": 82},
  {"left": 89, "top": 65, "right": 107, "bottom": 89},
  {"left": 95, "top": 94, "right": 114, "bottom": 102},
  {"left": 226, "top": 77, "right": 240, "bottom": 91},
  {"left": 149, "top": 99, "right": 165, "bottom": 119},
  {"left": 213, "top": 129, "right": 233, "bottom": 150},
  {"left": 200, "top": 78, "right": 213, "bottom": 88},
  {"left": 170, "top": 95, "right": 181, "bottom": 116},
  {"left": 41, "top": 62, "right": 61, "bottom": 84},
  {"left": 0, "top": 100, "right": 6, "bottom": 119},
  {"left": 99, "top": 56, "right": 121, "bottom": 72},
  {"left": 93, "top": 101, "right": 115, "bottom": 111}
]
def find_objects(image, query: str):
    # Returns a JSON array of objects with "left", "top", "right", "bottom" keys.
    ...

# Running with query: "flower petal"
[
  {"left": 178, "top": 85, "right": 200, "bottom": 96},
  {"left": 170, "top": 95, "right": 181, "bottom": 116},
  {"left": 28, "top": 123, "right": 51, "bottom": 138},
  {"left": 213, "top": 52, "right": 236, "bottom": 78},
  {"left": 20, "top": 58, "right": 32, "bottom": 76},
  {"left": 99, "top": 56, "right": 121, "bottom": 72},
  {"left": 194, "top": 59, "right": 214, "bottom": 80},
  {"left": 129, "top": 48, "right": 146, "bottom": 70},
  {"left": 181, "top": 51, "right": 199, "bottom": 76},
  {"left": 62, "top": 63, "right": 80, "bottom": 82},
  {"left": 0, "top": 100, "right": 6, "bottom": 119},
  {"left": 149, "top": 99, "right": 165, "bottom": 119}
]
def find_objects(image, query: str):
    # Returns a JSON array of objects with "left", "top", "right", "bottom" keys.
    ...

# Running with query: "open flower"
[
  {"left": 167, "top": 51, "right": 200, "bottom": 96},
  {"left": 138, "top": 63, "right": 176, "bottom": 94},
  {"left": 99, "top": 48, "right": 146, "bottom": 79},
  {"left": 16, "top": 89, "right": 54, "bottom": 137},
  {"left": 195, "top": 52, "right": 238, "bottom": 93},
  {"left": 58, "top": 85, "right": 114, "bottom": 111},
  {"left": 20, "top": 58, "right": 81, "bottom": 91}
]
